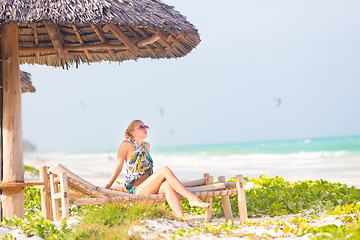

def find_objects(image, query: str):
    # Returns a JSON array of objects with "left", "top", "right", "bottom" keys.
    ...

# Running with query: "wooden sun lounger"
[{"left": 40, "top": 164, "right": 247, "bottom": 224}]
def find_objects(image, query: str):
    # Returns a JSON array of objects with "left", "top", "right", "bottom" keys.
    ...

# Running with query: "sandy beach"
[{"left": 0, "top": 210, "right": 354, "bottom": 239}]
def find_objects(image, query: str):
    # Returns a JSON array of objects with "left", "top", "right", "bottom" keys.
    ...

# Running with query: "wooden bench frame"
[{"left": 40, "top": 164, "right": 247, "bottom": 224}]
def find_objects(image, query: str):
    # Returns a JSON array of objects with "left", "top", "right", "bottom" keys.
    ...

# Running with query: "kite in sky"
[
  {"left": 273, "top": 98, "right": 282, "bottom": 107},
  {"left": 159, "top": 107, "right": 165, "bottom": 116}
]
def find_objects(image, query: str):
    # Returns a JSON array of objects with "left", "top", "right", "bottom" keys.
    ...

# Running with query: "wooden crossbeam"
[
  {"left": 31, "top": 23, "right": 40, "bottom": 62},
  {"left": 20, "top": 44, "right": 127, "bottom": 53},
  {"left": 103, "top": 24, "right": 139, "bottom": 57},
  {"left": 91, "top": 25, "right": 118, "bottom": 61},
  {"left": 147, "top": 28, "right": 172, "bottom": 49},
  {"left": 135, "top": 27, "right": 166, "bottom": 57},
  {"left": 72, "top": 25, "right": 92, "bottom": 61},
  {"left": 136, "top": 34, "right": 160, "bottom": 47},
  {"left": 126, "top": 26, "right": 156, "bottom": 57},
  {"left": 44, "top": 22, "right": 69, "bottom": 60}
]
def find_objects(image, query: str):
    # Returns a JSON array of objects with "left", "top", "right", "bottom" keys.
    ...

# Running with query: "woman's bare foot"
[{"left": 188, "top": 196, "right": 210, "bottom": 208}]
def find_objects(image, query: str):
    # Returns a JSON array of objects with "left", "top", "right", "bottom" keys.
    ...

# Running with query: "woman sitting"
[{"left": 106, "top": 120, "right": 209, "bottom": 218}]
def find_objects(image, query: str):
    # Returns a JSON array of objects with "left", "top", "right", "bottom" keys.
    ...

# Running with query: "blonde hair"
[{"left": 125, "top": 120, "right": 142, "bottom": 140}]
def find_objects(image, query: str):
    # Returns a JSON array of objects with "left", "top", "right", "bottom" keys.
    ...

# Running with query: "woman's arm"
[{"left": 105, "top": 141, "right": 128, "bottom": 189}]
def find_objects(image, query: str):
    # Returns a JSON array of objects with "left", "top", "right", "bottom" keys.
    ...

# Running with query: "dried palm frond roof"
[
  {"left": 20, "top": 70, "right": 36, "bottom": 93},
  {"left": 0, "top": 0, "right": 200, "bottom": 67}
]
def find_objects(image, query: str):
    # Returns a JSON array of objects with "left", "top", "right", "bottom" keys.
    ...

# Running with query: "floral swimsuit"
[{"left": 124, "top": 140, "right": 153, "bottom": 194}]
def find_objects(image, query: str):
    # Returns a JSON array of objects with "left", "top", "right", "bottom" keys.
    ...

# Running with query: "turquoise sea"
[{"left": 24, "top": 135, "right": 360, "bottom": 188}]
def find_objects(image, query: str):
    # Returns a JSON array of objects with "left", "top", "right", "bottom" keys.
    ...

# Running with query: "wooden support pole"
[
  {"left": 218, "top": 176, "right": 234, "bottom": 224},
  {"left": 236, "top": 175, "right": 247, "bottom": 224},
  {"left": 59, "top": 172, "right": 69, "bottom": 219},
  {"left": 203, "top": 173, "right": 213, "bottom": 222},
  {"left": 1, "top": 23, "right": 25, "bottom": 219},
  {"left": 0, "top": 30, "right": 3, "bottom": 221},
  {"left": 49, "top": 174, "right": 60, "bottom": 221},
  {"left": 40, "top": 166, "right": 52, "bottom": 220}
]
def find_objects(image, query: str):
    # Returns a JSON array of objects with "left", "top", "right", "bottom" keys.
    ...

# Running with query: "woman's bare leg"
[
  {"left": 158, "top": 181, "right": 184, "bottom": 218},
  {"left": 135, "top": 166, "right": 208, "bottom": 206}
]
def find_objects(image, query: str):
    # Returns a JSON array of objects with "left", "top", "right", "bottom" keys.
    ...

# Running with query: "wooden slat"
[
  {"left": 44, "top": 22, "right": 69, "bottom": 60},
  {"left": 181, "top": 177, "right": 206, "bottom": 188},
  {"left": 103, "top": 24, "right": 139, "bottom": 57},
  {"left": 72, "top": 25, "right": 92, "bottom": 61},
  {"left": 91, "top": 24, "right": 118, "bottom": 60},
  {"left": 31, "top": 23, "right": 40, "bottom": 62},
  {"left": 186, "top": 183, "right": 226, "bottom": 192},
  {"left": 218, "top": 176, "right": 234, "bottom": 224},
  {"left": 0, "top": 182, "right": 44, "bottom": 188},
  {"left": 19, "top": 44, "right": 127, "bottom": 53},
  {"left": 126, "top": 26, "right": 157, "bottom": 57}
]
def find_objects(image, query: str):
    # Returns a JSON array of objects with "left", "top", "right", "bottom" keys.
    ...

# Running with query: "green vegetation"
[
  {"left": 2, "top": 173, "right": 360, "bottom": 239},
  {"left": 24, "top": 164, "right": 39, "bottom": 175},
  {"left": 177, "top": 175, "right": 360, "bottom": 218}
]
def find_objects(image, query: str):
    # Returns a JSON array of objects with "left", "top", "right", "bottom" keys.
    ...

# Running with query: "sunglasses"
[{"left": 138, "top": 125, "right": 149, "bottom": 129}]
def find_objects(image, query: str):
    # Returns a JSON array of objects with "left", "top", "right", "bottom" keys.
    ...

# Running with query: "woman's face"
[{"left": 132, "top": 121, "right": 148, "bottom": 139}]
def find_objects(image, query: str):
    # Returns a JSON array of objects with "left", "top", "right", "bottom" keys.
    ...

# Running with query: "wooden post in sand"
[
  {"left": 49, "top": 174, "right": 61, "bottom": 221},
  {"left": 59, "top": 172, "right": 69, "bottom": 219},
  {"left": 40, "top": 166, "right": 52, "bottom": 220},
  {"left": 0, "top": 24, "right": 25, "bottom": 219},
  {"left": 236, "top": 175, "right": 247, "bottom": 224},
  {"left": 203, "top": 173, "right": 213, "bottom": 222},
  {"left": 218, "top": 176, "right": 234, "bottom": 224}
]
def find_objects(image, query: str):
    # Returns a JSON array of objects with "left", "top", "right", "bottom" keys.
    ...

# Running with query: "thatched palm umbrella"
[
  {"left": 0, "top": 0, "right": 200, "bottom": 218},
  {"left": 20, "top": 71, "right": 36, "bottom": 93}
]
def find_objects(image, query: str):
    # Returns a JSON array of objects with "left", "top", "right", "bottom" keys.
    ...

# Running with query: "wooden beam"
[
  {"left": 236, "top": 175, "right": 247, "bottom": 224},
  {"left": 1, "top": 23, "right": 24, "bottom": 219},
  {"left": 203, "top": 173, "right": 213, "bottom": 222},
  {"left": 103, "top": 24, "right": 139, "bottom": 56},
  {"left": 31, "top": 23, "right": 40, "bottom": 62},
  {"left": 20, "top": 44, "right": 127, "bottom": 53},
  {"left": 218, "top": 176, "right": 234, "bottom": 224},
  {"left": 44, "top": 22, "right": 69, "bottom": 60},
  {"left": 136, "top": 34, "right": 160, "bottom": 47},
  {"left": 91, "top": 25, "right": 118, "bottom": 61},
  {"left": 181, "top": 177, "right": 206, "bottom": 188},
  {"left": 49, "top": 174, "right": 60, "bottom": 221},
  {"left": 59, "top": 172, "right": 69, "bottom": 219},
  {"left": 135, "top": 27, "right": 165, "bottom": 57},
  {"left": 126, "top": 26, "right": 157, "bottom": 57},
  {"left": 147, "top": 28, "right": 172, "bottom": 49},
  {"left": 40, "top": 166, "right": 52, "bottom": 220},
  {"left": 186, "top": 183, "right": 226, "bottom": 192},
  {"left": 71, "top": 25, "right": 92, "bottom": 61}
]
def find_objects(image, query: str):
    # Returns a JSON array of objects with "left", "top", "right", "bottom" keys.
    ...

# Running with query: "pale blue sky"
[{"left": 21, "top": 0, "right": 360, "bottom": 152}]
